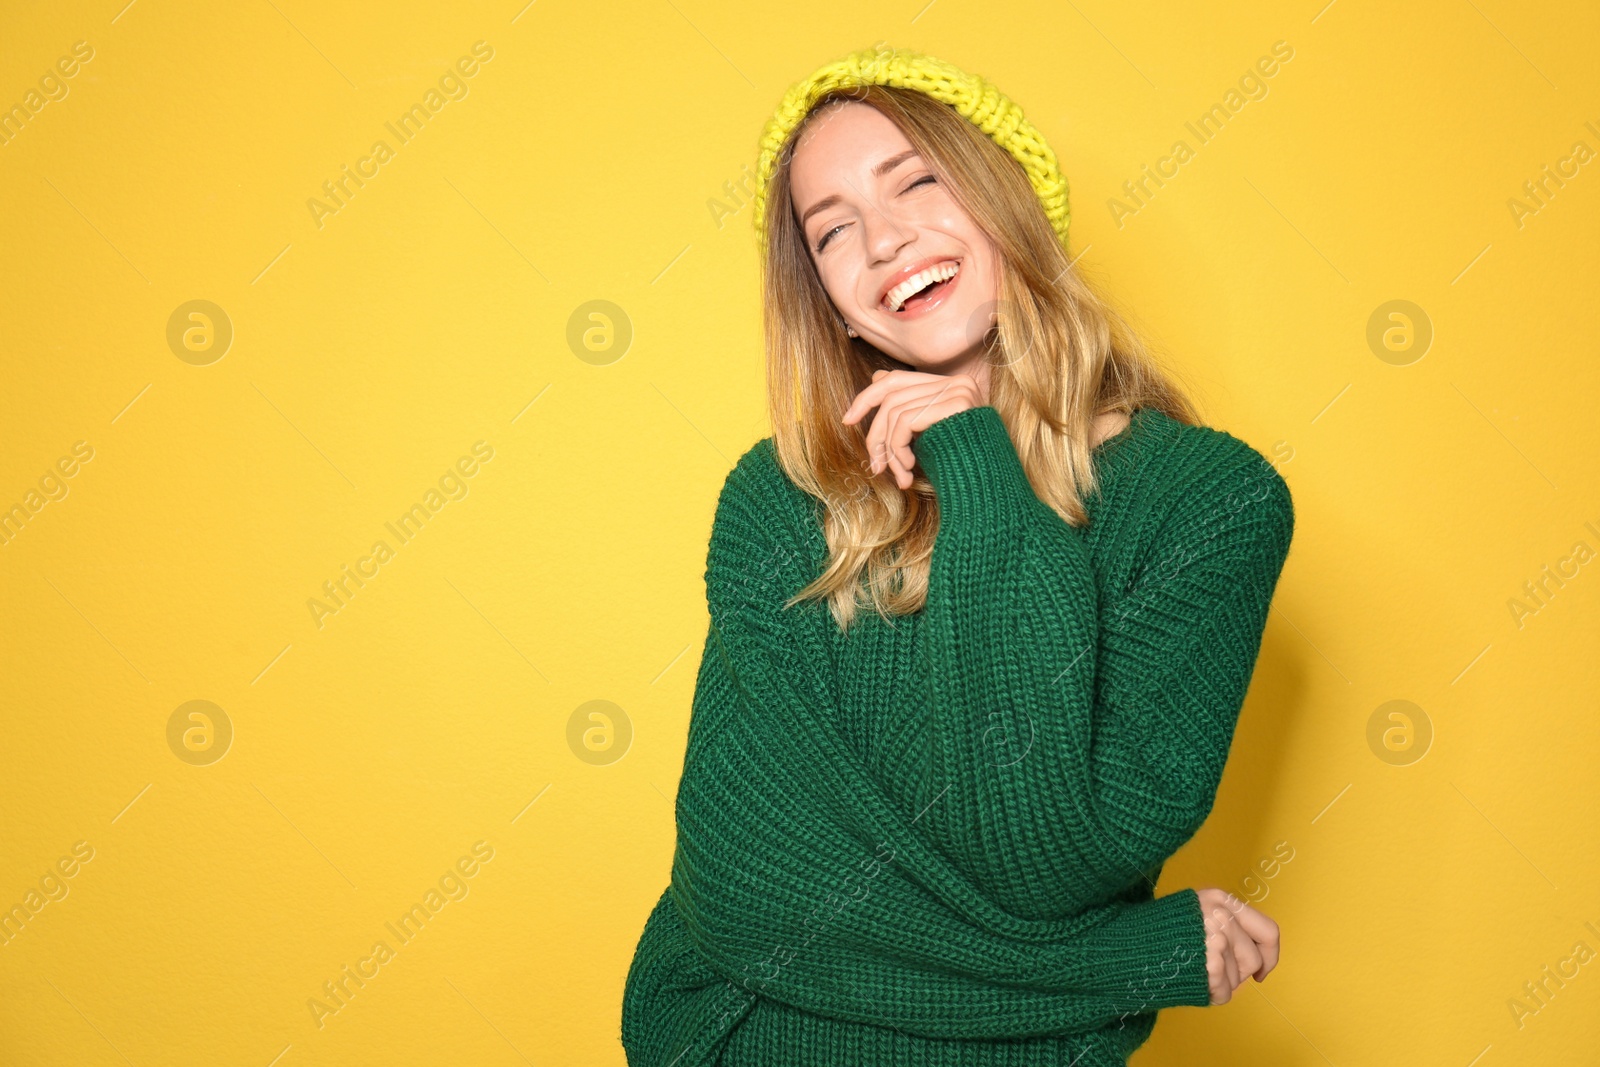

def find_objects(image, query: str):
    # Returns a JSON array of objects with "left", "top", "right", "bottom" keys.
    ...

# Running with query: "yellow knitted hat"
[{"left": 752, "top": 45, "right": 1070, "bottom": 256}]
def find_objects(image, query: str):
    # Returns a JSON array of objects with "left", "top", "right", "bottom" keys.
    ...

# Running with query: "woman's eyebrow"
[{"left": 798, "top": 148, "right": 922, "bottom": 229}]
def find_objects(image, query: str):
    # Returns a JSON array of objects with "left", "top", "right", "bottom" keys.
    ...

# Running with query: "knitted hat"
[{"left": 752, "top": 45, "right": 1071, "bottom": 256}]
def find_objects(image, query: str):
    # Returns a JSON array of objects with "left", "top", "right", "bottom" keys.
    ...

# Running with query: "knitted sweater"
[{"left": 621, "top": 404, "right": 1295, "bottom": 1066}]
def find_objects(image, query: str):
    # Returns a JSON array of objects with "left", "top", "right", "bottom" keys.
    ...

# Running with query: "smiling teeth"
[{"left": 886, "top": 261, "right": 960, "bottom": 312}]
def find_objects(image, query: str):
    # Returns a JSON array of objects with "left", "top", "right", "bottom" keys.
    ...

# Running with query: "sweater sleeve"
[
  {"left": 908, "top": 404, "right": 1295, "bottom": 904},
  {"left": 662, "top": 445, "right": 1221, "bottom": 1043}
]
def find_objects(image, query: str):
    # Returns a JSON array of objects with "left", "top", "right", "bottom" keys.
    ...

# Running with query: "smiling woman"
[
  {"left": 621, "top": 45, "right": 1296, "bottom": 1067},
  {"left": 789, "top": 119, "right": 1000, "bottom": 357},
  {"left": 748, "top": 60, "right": 1212, "bottom": 627}
]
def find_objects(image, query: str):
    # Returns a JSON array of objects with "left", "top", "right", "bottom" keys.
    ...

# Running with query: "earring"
[{"left": 846, "top": 324, "right": 858, "bottom": 337}]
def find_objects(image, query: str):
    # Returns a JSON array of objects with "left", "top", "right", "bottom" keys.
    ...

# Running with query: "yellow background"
[{"left": 2, "top": 1, "right": 1597, "bottom": 1064}]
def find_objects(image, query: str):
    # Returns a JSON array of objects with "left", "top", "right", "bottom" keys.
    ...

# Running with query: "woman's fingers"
[
  {"left": 841, "top": 369, "right": 893, "bottom": 426},
  {"left": 870, "top": 381, "right": 943, "bottom": 466},
  {"left": 1230, "top": 925, "right": 1264, "bottom": 989},
  {"left": 1231, "top": 902, "right": 1281, "bottom": 981},
  {"left": 1205, "top": 927, "right": 1230, "bottom": 1005},
  {"left": 844, "top": 368, "right": 985, "bottom": 490},
  {"left": 845, "top": 367, "right": 934, "bottom": 427},
  {"left": 879, "top": 428, "right": 913, "bottom": 488},
  {"left": 1196, "top": 887, "right": 1281, "bottom": 1002},
  {"left": 1221, "top": 924, "right": 1241, "bottom": 998},
  {"left": 1199, "top": 887, "right": 1248, "bottom": 1004},
  {"left": 879, "top": 387, "right": 955, "bottom": 485},
  {"left": 868, "top": 378, "right": 977, "bottom": 482},
  {"left": 1208, "top": 926, "right": 1240, "bottom": 1005}
]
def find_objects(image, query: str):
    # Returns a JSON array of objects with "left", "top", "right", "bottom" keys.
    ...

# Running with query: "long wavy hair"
[{"left": 762, "top": 83, "right": 1202, "bottom": 631}]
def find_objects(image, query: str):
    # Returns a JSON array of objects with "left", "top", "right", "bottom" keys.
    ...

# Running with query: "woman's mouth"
[{"left": 882, "top": 260, "right": 961, "bottom": 319}]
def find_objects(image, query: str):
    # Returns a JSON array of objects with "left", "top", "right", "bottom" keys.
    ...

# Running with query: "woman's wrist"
[{"left": 912, "top": 404, "right": 1041, "bottom": 528}]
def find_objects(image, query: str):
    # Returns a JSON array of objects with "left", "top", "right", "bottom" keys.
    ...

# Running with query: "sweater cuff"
[
  {"left": 1064, "top": 888, "right": 1213, "bottom": 1010},
  {"left": 913, "top": 405, "right": 1039, "bottom": 528}
]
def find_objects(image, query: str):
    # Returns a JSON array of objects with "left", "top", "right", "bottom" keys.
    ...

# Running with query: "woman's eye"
[{"left": 814, "top": 177, "right": 934, "bottom": 252}]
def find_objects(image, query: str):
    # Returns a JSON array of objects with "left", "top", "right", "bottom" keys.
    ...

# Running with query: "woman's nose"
[{"left": 861, "top": 205, "right": 916, "bottom": 263}]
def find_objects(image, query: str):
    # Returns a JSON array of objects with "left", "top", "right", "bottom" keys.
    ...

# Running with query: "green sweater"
[{"left": 622, "top": 404, "right": 1295, "bottom": 1066}]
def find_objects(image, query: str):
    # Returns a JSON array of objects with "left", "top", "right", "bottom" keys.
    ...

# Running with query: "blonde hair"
[{"left": 762, "top": 84, "right": 1202, "bottom": 631}]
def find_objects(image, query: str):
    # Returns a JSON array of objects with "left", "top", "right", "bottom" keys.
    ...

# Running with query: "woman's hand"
[
  {"left": 1195, "top": 886, "right": 1280, "bottom": 1005},
  {"left": 841, "top": 369, "right": 987, "bottom": 489}
]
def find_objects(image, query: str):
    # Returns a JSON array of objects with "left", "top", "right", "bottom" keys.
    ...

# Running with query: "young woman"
[{"left": 623, "top": 47, "right": 1295, "bottom": 1067}]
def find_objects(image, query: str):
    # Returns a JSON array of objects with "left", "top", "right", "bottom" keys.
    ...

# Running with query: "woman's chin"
[{"left": 880, "top": 332, "right": 990, "bottom": 374}]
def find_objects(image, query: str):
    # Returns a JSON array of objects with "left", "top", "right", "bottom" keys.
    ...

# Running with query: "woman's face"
[{"left": 788, "top": 101, "right": 1000, "bottom": 380}]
